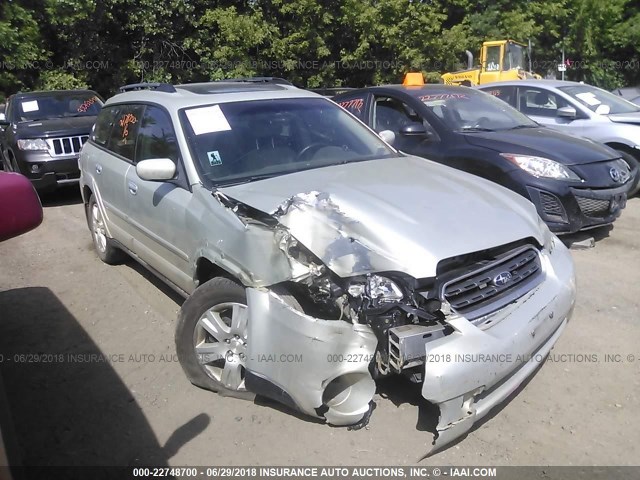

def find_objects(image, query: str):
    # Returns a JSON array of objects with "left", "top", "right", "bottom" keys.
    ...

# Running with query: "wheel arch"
[{"left": 194, "top": 256, "right": 242, "bottom": 289}]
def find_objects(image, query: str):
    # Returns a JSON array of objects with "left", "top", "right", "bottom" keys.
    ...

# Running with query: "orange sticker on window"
[
  {"left": 119, "top": 113, "right": 137, "bottom": 139},
  {"left": 77, "top": 96, "right": 99, "bottom": 113}
]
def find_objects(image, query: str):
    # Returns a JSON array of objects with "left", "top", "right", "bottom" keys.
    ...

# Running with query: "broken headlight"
[{"left": 348, "top": 275, "right": 404, "bottom": 304}]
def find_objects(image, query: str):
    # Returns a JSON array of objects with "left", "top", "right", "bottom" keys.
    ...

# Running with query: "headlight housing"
[
  {"left": 348, "top": 275, "right": 404, "bottom": 304},
  {"left": 501, "top": 153, "right": 582, "bottom": 181},
  {"left": 17, "top": 139, "right": 48, "bottom": 151}
]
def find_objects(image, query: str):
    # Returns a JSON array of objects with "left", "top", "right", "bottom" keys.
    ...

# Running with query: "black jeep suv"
[{"left": 0, "top": 90, "right": 103, "bottom": 193}]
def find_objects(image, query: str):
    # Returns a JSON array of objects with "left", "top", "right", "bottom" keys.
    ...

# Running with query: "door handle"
[
  {"left": 96, "top": 164, "right": 103, "bottom": 174},
  {"left": 128, "top": 181, "right": 138, "bottom": 195}
]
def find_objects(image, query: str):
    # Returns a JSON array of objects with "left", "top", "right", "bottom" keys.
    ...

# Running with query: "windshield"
[
  {"left": 181, "top": 97, "right": 398, "bottom": 186},
  {"left": 418, "top": 90, "right": 538, "bottom": 132},
  {"left": 16, "top": 92, "right": 103, "bottom": 122},
  {"left": 505, "top": 43, "right": 526, "bottom": 71},
  {"left": 559, "top": 85, "right": 640, "bottom": 115}
]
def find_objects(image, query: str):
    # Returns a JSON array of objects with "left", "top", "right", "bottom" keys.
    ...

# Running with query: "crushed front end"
[{"left": 231, "top": 192, "right": 576, "bottom": 452}]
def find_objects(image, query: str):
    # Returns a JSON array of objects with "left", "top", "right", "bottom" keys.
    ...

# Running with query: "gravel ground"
[{"left": 0, "top": 188, "right": 638, "bottom": 468}]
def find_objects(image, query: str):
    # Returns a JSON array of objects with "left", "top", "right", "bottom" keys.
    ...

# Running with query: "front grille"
[
  {"left": 442, "top": 246, "right": 543, "bottom": 320},
  {"left": 576, "top": 196, "right": 610, "bottom": 217},
  {"left": 539, "top": 191, "right": 564, "bottom": 216},
  {"left": 45, "top": 135, "right": 89, "bottom": 157}
]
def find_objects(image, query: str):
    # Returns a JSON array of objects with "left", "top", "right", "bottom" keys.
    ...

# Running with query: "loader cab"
[{"left": 479, "top": 40, "right": 526, "bottom": 84}]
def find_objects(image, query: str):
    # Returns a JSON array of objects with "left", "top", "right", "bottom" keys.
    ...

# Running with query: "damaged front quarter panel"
[{"left": 245, "top": 288, "right": 378, "bottom": 426}]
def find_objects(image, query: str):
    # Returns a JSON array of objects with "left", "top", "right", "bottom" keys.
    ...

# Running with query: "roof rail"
[
  {"left": 119, "top": 83, "right": 177, "bottom": 93},
  {"left": 221, "top": 77, "right": 294, "bottom": 86},
  {"left": 309, "top": 87, "right": 356, "bottom": 98}
]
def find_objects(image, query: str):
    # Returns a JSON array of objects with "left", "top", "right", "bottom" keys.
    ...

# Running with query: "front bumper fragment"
[{"left": 422, "top": 240, "right": 576, "bottom": 451}]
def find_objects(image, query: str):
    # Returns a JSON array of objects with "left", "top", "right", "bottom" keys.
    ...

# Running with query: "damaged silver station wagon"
[{"left": 79, "top": 79, "right": 576, "bottom": 452}]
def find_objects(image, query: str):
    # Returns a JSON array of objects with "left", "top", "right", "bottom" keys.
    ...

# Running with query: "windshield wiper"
[
  {"left": 217, "top": 172, "right": 278, "bottom": 187},
  {"left": 508, "top": 124, "right": 537, "bottom": 130},
  {"left": 458, "top": 126, "right": 495, "bottom": 132}
]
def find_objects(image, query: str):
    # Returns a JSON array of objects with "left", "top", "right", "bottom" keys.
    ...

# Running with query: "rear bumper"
[{"left": 422, "top": 240, "right": 576, "bottom": 451}]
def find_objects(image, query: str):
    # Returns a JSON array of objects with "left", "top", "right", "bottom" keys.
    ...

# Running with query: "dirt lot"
[{"left": 0, "top": 188, "right": 638, "bottom": 467}]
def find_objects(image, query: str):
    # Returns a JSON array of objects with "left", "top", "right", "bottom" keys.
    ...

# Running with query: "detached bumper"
[{"left": 422, "top": 240, "right": 576, "bottom": 451}]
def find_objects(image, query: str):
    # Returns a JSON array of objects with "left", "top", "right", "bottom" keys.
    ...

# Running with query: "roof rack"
[
  {"left": 309, "top": 87, "right": 356, "bottom": 98},
  {"left": 221, "top": 77, "right": 294, "bottom": 86},
  {"left": 119, "top": 83, "right": 176, "bottom": 93}
]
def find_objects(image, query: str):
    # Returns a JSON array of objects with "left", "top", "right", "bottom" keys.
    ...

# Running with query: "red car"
[{"left": 0, "top": 171, "right": 43, "bottom": 241}]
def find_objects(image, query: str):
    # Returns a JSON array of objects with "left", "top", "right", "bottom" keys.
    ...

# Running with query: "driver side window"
[
  {"left": 517, "top": 87, "right": 568, "bottom": 117},
  {"left": 373, "top": 96, "right": 422, "bottom": 134}
]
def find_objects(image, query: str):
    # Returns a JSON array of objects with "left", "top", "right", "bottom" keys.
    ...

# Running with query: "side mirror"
[
  {"left": 378, "top": 129, "right": 396, "bottom": 145},
  {"left": 136, "top": 158, "right": 176, "bottom": 181},
  {"left": 556, "top": 106, "right": 577, "bottom": 119},
  {"left": 399, "top": 122, "right": 428, "bottom": 137},
  {"left": 0, "top": 172, "right": 43, "bottom": 242}
]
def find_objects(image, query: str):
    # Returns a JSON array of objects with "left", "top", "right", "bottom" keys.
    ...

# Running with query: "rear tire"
[{"left": 87, "top": 194, "right": 125, "bottom": 264}]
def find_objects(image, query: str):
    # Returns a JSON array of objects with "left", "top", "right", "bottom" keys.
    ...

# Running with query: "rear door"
[
  {"left": 86, "top": 104, "right": 144, "bottom": 249},
  {"left": 124, "top": 104, "right": 193, "bottom": 292}
]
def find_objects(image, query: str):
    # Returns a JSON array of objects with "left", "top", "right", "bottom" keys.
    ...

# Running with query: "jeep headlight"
[
  {"left": 501, "top": 153, "right": 582, "bottom": 181},
  {"left": 17, "top": 139, "right": 48, "bottom": 151}
]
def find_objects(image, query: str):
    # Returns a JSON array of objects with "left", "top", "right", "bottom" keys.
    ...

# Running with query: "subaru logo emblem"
[
  {"left": 609, "top": 167, "right": 621, "bottom": 183},
  {"left": 492, "top": 271, "right": 512, "bottom": 287}
]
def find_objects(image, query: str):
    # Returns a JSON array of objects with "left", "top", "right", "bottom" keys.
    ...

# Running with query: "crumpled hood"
[
  {"left": 608, "top": 111, "right": 640, "bottom": 125},
  {"left": 463, "top": 126, "right": 617, "bottom": 165},
  {"left": 218, "top": 156, "right": 543, "bottom": 279}
]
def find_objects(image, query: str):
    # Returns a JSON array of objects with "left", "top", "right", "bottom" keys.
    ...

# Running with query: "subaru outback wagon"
[{"left": 79, "top": 79, "right": 576, "bottom": 452}]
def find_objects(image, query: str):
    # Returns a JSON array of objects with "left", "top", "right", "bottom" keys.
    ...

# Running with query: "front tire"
[
  {"left": 616, "top": 150, "right": 640, "bottom": 197},
  {"left": 176, "top": 277, "right": 254, "bottom": 398}
]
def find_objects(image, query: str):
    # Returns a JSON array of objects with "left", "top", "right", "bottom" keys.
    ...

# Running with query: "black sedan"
[{"left": 334, "top": 85, "right": 635, "bottom": 234}]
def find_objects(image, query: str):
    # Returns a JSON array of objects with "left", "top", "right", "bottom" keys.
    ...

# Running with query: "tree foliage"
[{"left": 1, "top": 0, "right": 638, "bottom": 100}]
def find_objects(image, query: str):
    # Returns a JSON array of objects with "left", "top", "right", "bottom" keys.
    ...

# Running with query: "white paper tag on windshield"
[
  {"left": 186, "top": 105, "right": 231, "bottom": 135},
  {"left": 595, "top": 104, "right": 611, "bottom": 115},
  {"left": 575, "top": 92, "right": 601, "bottom": 106},
  {"left": 21, "top": 100, "right": 39, "bottom": 112}
]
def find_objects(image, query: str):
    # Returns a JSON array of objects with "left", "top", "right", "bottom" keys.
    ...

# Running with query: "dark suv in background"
[{"left": 0, "top": 90, "right": 103, "bottom": 193}]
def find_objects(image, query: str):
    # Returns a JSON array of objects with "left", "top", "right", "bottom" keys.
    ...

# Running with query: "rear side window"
[
  {"left": 135, "top": 106, "right": 179, "bottom": 164},
  {"left": 92, "top": 106, "right": 120, "bottom": 147},
  {"left": 107, "top": 105, "right": 145, "bottom": 161},
  {"left": 483, "top": 86, "right": 517, "bottom": 108},
  {"left": 336, "top": 94, "right": 368, "bottom": 120}
]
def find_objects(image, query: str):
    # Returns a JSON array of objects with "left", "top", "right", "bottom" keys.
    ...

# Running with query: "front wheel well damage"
[{"left": 194, "top": 257, "right": 239, "bottom": 287}]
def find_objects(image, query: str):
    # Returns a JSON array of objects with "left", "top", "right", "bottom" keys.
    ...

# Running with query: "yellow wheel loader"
[{"left": 441, "top": 40, "right": 541, "bottom": 86}]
